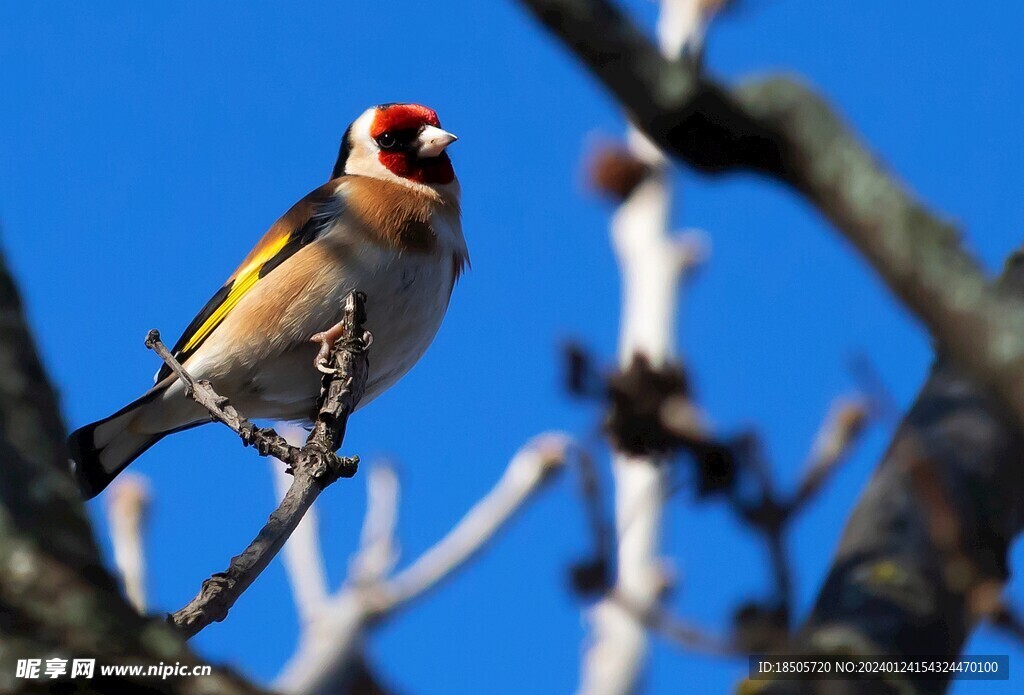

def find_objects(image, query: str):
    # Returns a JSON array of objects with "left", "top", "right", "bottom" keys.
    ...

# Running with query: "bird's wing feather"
[{"left": 155, "top": 180, "right": 343, "bottom": 382}]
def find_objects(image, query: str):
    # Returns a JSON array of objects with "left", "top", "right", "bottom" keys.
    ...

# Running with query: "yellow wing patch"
[
  {"left": 181, "top": 264, "right": 268, "bottom": 354},
  {"left": 179, "top": 233, "right": 289, "bottom": 354},
  {"left": 155, "top": 180, "right": 341, "bottom": 384}
]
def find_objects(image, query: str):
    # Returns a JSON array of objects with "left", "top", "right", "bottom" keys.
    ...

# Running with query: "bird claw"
[{"left": 310, "top": 322, "right": 347, "bottom": 374}]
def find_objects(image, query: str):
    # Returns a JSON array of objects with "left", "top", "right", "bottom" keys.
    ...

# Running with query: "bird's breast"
[{"left": 190, "top": 198, "right": 464, "bottom": 421}]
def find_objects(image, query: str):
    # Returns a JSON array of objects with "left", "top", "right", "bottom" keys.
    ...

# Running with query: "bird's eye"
[{"left": 377, "top": 132, "right": 398, "bottom": 150}]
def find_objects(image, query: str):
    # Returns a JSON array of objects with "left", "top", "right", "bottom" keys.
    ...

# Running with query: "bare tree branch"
[
  {"left": 730, "top": 396, "right": 869, "bottom": 623},
  {"left": 514, "top": 5, "right": 1024, "bottom": 688},
  {"left": 162, "top": 290, "right": 370, "bottom": 638},
  {"left": 790, "top": 399, "right": 869, "bottom": 512},
  {"left": 518, "top": 0, "right": 1024, "bottom": 440},
  {"left": 348, "top": 463, "right": 401, "bottom": 588},
  {"left": 270, "top": 426, "right": 331, "bottom": 627},
  {"left": 271, "top": 428, "right": 396, "bottom": 695},
  {"left": 577, "top": 3, "right": 707, "bottom": 693},
  {"left": 275, "top": 433, "right": 573, "bottom": 695},
  {"left": 106, "top": 474, "right": 151, "bottom": 613},
  {"left": 0, "top": 243, "right": 264, "bottom": 694},
  {"left": 747, "top": 254, "right": 1024, "bottom": 694}
]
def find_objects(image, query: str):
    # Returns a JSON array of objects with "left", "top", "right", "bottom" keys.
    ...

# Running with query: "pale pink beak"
[{"left": 417, "top": 125, "right": 458, "bottom": 158}]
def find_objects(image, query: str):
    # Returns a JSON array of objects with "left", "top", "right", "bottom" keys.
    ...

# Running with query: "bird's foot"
[{"left": 309, "top": 322, "right": 348, "bottom": 374}]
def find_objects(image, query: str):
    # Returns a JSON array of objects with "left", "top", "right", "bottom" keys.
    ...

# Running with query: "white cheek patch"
[{"left": 343, "top": 108, "right": 457, "bottom": 194}]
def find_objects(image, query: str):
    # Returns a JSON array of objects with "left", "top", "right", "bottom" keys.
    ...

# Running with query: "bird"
[{"left": 69, "top": 103, "right": 467, "bottom": 500}]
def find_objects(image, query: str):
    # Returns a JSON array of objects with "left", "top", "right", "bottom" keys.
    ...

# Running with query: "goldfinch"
[{"left": 69, "top": 103, "right": 467, "bottom": 499}]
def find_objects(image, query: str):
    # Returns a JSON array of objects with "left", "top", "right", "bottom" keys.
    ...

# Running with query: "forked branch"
[
  {"left": 518, "top": 0, "right": 1024, "bottom": 438},
  {"left": 275, "top": 434, "right": 573, "bottom": 695},
  {"left": 149, "top": 290, "right": 370, "bottom": 639}
]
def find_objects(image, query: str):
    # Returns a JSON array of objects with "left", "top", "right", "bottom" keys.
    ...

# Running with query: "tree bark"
[
  {"left": 755, "top": 253, "right": 1024, "bottom": 694},
  {"left": 0, "top": 244, "right": 264, "bottom": 694},
  {"left": 518, "top": 0, "right": 1024, "bottom": 437}
]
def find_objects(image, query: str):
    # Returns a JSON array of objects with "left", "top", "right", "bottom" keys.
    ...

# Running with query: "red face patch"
[
  {"left": 370, "top": 104, "right": 441, "bottom": 138},
  {"left": 371, "top": 104, "right": 455, "bottom": 186}
]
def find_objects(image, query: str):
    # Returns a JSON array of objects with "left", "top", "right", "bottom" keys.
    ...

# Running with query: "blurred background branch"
[
  {"left": 518, "top": 1, "right": 1024, "bottom": 692},
  {"left": 753, "top": 253, "right": 1024, "bottom": 694},
  {"left": 518, "top": 0, "right": 1024, "bottom": 438},
  {"left": 576, "top": 2, "right": 713, "bottom": 692},
  {"left": 274, "top": 432, "right": 573, "bottom": 695},
  {"left": 0, "top": 243, "right": 263, "bottom": 694},
  {"left": 105, "top": 474, "right": 151, "bottom": 614},
  {"left": 4, "top": 2, "right": 1024, "bottom": 693}
]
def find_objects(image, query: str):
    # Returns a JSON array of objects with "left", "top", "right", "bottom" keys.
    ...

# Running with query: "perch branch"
[
  {"left": 270, "top": 426, "right": 330, "bottom": 627},
  {"left": 272, "top": 431, "right": 397, "bottom": 695},
  {"left": 275, "top": 433, "right": 572, "bottom": 695},
  {"left": 161, "top": 290, "right": 369, "bottom": 639},
  {"left": 146, "top": 332, "right": 298, "bottom": 463}
]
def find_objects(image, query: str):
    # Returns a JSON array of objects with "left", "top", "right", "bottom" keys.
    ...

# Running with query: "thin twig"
[
  {"left": 790, "top": 397, "right": 869, "bottom": 512},
  {"left": 275, "top": 433, "right": 572, "bottom": 695},
  {"left": 145, "top": 332, "right": 297, "bottom": 463},
  {"left": 569, "top": 445, "right": 615, "bottom": 594},
  {"left": 106, "top": 474, "right": 151, "bottom": 613},
  {"left": 518, "top": 0, "right": 1024, "bottom": 437},
  {"left": 610, "top": 591, "right": 735, "bottom": 657},
  {"left": 727, "top": 399, "right": 868, "bottom": 628},
  {"left": 349, "top": 463, "right": 401, "bottom": 587},
  {"left": 732, "top": 436, "right": 793, "bottom": 624},
  {"left": 162, "top": 291, "right": 369, "bottom": 638}
]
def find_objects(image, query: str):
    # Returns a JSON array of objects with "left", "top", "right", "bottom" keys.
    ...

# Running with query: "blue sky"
[{"left": 2, "top": 1, "right": 1022, "bottom": 693}]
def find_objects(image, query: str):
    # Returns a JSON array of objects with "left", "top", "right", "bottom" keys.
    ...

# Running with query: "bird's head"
[{"left": 333, "top": 103, "right": 458, "bottom": 191}]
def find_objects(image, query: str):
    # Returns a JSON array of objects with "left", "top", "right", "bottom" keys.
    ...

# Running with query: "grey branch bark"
[
  {"left": 163, "top": 291, "right": 370, "bottom": 639},
  {"left": 514, "top": 1, "right": 1024, "bottom": 691},
  {"left": 0, "top": 244, "right": 264, "bottom": 694},
  {"left": 754, "top": 253, "right": 1024, "bottom": 694},
  {"left": 517, "top": 0, "right": 1024, "bottom": 437}
]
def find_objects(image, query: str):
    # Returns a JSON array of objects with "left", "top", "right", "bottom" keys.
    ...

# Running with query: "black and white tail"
[{"left": 68, "top": 389, "right": 169, "bottom": 499}]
